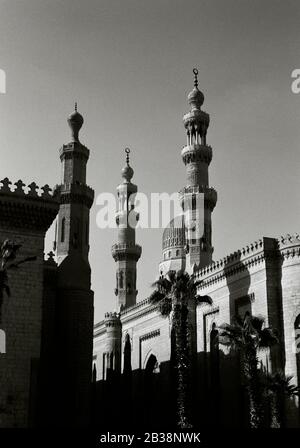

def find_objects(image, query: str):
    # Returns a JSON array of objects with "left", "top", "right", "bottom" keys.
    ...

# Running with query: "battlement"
[
  {"left": 0, "top": 178, "right": 59, "bottom": 232},
  {"left": 194, "top": 238, "right": 267, "bottom": 280},
  {"left": 278, "top": 233, "right": 300, "bottom": 248},
  {"left": 0, "top": 177, "right": 59, "bottom": 199},
  {"left": 104, "top": 312, "right": 121, "bottom": 328},
  {"left": 278, "top": 233, "right": 300, "bottom": 261}
]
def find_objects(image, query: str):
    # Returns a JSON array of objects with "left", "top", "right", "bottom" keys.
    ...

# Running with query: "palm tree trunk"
[
  {"left": 269, "top": 392, "right": 281, "bottom": 428},
  {"left": 172, "top": 300, "right": 192, "bottom": 428},
  {"left": 243, "top": 350, "right": 262, "bottom": 428}
]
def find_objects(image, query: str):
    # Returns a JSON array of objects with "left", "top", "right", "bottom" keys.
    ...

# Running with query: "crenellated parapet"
[
  {"left": 278, "top": 233, "right": 300, "bottom": 261},
  {"left": 104, "top": 311, "right": 122, "bottom": 328},
  {"left": 0, "top": 177, "right": 59, "bottom": 231},
  {"left": 194, "top": 237, "right": 277, "bottom": 289}
]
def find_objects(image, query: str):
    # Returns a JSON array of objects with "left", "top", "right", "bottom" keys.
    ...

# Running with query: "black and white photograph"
[{"left": 0, "top": 0, "right": 300, "bottom": 445}]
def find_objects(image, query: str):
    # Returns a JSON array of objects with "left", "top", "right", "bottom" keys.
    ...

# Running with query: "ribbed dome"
[
  {"left": 162, "top": 216, "right": 185, "bottom": 250},
  {"left": 188, "top": 87, "right": 204, "bottom": 109}
]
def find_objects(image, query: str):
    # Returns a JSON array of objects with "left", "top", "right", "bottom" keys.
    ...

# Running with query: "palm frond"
[
  {"left": 259, "top": 328, "right": 278, "bottom": 349},
  {"left": 149, "top": 290, "right": 165, "bottom": 304}
]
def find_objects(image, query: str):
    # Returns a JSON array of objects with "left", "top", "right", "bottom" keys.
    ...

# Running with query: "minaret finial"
[
  {"left": 75, "top": 101, "right": 78, "bottom": 112},
  {"left": 125, "top": 147, "right": 130, "bottom": 166},
  {"left": 193, "top": 68, "right": 198, "bottom": 88},
  {"left": 122, "top": 148, "right": 134, "bottom": 182}
]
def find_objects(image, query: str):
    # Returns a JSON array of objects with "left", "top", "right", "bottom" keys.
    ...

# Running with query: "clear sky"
[{"left": 0, "top": 0, "right": 300, "bottom": 323}]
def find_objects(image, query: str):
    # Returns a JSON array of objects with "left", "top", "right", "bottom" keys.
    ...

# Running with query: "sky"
[{"left": 0, "top": 0, "right": 300, "bottom": 323}]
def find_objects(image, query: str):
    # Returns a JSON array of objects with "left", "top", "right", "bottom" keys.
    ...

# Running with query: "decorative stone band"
[
  {"left": 181, "top": 144, "right": 213, "bottom": 165},
  {"left": 59, "top": 142, "right": 90, "bottom": 161},
  {"left": 139, "top": 328, "right": 160, "bottom": 342},
  {"left": 57, "top": 182, "right": 94, "bottom": 208},
  {"left": 179, "top": 184, "right": 217, "bottom": 211},
  {"left": 0, "top": 178, "right": 59, "bottom": 231},
  {"left": 111, "top": 242, "right": 142, "bottom": 262}
]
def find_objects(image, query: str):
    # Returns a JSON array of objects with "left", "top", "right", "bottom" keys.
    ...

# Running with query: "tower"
[
  {"left": 56, "top": 103, "right": 94, "bottom": 270},
  {"left": 179, "top": 69, "right": 217, "bottom": 269},
  {"left": 111, "top": 149, "right": 141, "bottom": 310},
  {"left": 54, "top": 104, "right": 94, "bottom": 427}
]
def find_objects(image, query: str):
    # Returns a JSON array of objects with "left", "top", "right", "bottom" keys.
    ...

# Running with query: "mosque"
[
  {"left": 93, "top": 70, "right": 300, "bottom": 428},
  {"left": 0, "top": 70, "right": 299, "bottom": 428}
]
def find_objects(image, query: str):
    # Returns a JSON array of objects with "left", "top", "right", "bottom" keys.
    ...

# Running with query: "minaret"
[
  {"left": 56, "top": 103, "right": 94, "bottom": 276},
  {"left": 179, "top": 69, "right": 217, "bottom": 269},
  {"left": 54, "top": 104, "right": 94, "bottom": 427},
  {"left": 111, "top": 149, "right": 142, "bottom": 310}
]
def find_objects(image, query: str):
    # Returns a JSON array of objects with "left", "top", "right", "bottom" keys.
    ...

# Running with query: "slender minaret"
[
  {"left": 54, "top": 104, "right": 94, "bottom": 428},
  {"left": 179, "top": 69, "right": 217, "bottom": 270},
  {"left": 111, "top": 149, "right": 141, "bottom": 310},
  {"left": 56, "top": 103, "right": 94, "bottom": 270}
]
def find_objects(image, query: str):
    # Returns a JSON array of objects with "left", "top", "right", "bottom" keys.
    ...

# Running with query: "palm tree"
[
  {"left": 0, "top": 239, "right": 36, "bottom": 323},
  {"left": 150, "top": 270, "right": 212, "bottom": 429},
  {"left": 262, "top": 370, "right": 299, "bottom": 428},
  {"left": 218, "top": 313, "right": 278, "bottom": 428}
]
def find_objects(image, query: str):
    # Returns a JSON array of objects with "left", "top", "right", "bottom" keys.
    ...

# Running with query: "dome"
[
  {"left": 162, "top": 216, "right": 185, "bottom": 250},
  {"left": 67, "top": 103, "right": 84, "bottom": 142},
  {"left": 188, "top": 87, "right": 204, "bottom": 109},
  {"left": 121, "top": 164, "right": 134, "bottom": 182}
]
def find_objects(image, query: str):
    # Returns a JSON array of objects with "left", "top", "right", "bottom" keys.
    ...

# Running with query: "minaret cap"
[
  {"left": 121, "top": 148, "right": 134, "bottom": 182},
  {"left": 187, "top": 68, "right": 204, "bottom": 109},
  {"left": 67, "top": 102, "right": 84, "bottom": 142}
]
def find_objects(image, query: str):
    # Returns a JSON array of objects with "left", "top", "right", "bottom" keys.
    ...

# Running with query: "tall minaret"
[
  {"left": 54, "top": 104, "right": 94, "bottom": 428},
  {"left": 56, "top": 103, "right": 94, "bottom": 275},
  {"left": 111, "top": 149, "right": 141, "bottom": 310},
  {"left": 179, "top": 69, "right": 217, "bottom": 270}
]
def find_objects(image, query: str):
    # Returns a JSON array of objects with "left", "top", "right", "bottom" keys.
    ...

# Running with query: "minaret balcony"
[
  {"left": 111, "top": 242, "right": 142, "bottom": 261},
  {"left": 183, "top": 109, "right": 210, "bottom": 127},
  {"left": 179, "top": 185, "right": 217, "bottom": 211},
  {"left": 57, "top": 182, "right": 94, "bottom": 208},
  {"left": 181, "top": 144, "right": 212, "bottom": 165}
]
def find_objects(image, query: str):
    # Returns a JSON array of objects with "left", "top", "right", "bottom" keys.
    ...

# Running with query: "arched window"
[
  {"left": 61, "top": 217, "right": 65, "bottom": 242},
  {"left": 123, "top": 333, "right": 132, "bottom": 374},
  {"left": 210, "top": 323, "right": 220, "bottom": 384},
  {"left": 176, "top": 249, "right": 180, "bottom": 257},
  {"left": 145, "top": 354, "right": 159, "bottom": 374},
  {"left": 119, "top": 272, "right": 124, "bottom": 289}
]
